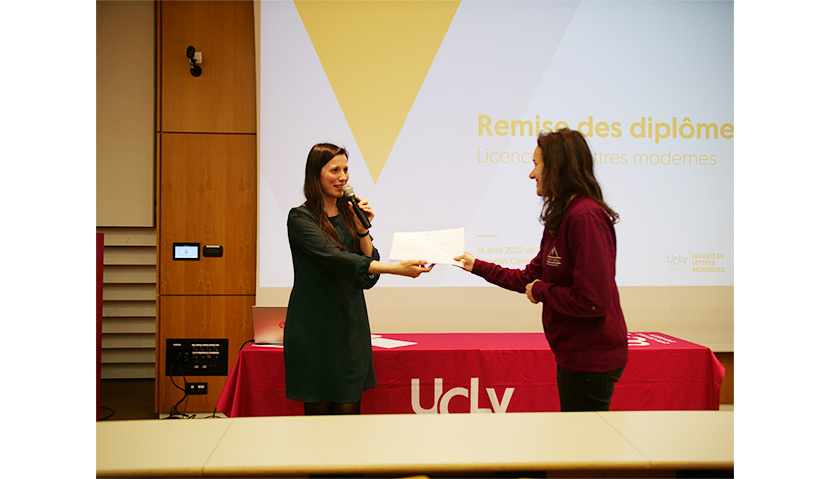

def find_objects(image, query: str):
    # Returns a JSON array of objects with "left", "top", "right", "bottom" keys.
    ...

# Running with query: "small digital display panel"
[{"left": 173, "top": 243, "right": 200, "bottom": 260}]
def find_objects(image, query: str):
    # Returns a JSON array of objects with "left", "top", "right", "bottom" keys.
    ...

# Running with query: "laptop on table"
[{"left": 252, "top": 305, "right": 287, "bottom": 345}]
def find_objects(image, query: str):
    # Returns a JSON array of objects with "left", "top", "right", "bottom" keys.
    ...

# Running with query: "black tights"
[
  {"left": 304, "top": 400, "right": 361, "bottom": 416},
  {"left": 556, "top": 366, "right": 625, "bottom": 412}
]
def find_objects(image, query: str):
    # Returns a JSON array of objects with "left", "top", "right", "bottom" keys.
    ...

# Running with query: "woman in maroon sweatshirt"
[{"left": 455, "top": 128, "right": 628, "bottom": 412}]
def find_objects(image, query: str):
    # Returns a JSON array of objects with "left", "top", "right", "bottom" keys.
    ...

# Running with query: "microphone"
[{"left": 342, "top": 184, "right": 371, "bottom": 230}]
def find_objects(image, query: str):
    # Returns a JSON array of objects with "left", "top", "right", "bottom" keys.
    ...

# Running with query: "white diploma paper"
[
  {"left": 388, "top": 227, "right": 465, "bottom": 266},
  {"left": 371, "top": 337, "right": 417, "bottom": 349}
]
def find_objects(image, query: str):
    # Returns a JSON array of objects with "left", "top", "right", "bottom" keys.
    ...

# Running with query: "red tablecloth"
[{"left": 216, "top": 332, "right": 724, "bottom": 416}]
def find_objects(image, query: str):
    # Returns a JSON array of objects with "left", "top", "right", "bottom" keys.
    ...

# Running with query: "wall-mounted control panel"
[
  {"left": 173, "top": 243, "right": 200, "bottom": 260},
  {"left": 165, "top": 338, "right": 229, "bottom": 376}
]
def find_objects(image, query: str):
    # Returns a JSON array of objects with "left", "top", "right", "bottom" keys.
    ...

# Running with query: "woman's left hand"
[{"left": 525, "top": 279, "right": 540, "bottom": 304}]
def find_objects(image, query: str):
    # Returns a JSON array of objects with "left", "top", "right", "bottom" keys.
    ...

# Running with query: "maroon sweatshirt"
[{"left": 472, "top": 196, "right": 628, "bottom": 372}]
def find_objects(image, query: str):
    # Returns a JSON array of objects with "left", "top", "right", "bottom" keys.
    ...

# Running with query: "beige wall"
[
  {"left": 96, "top": 1, "right": 155, "bottom": 227},
  {"left": 97, "top": 1, "right": 158, "bottom": 380}
]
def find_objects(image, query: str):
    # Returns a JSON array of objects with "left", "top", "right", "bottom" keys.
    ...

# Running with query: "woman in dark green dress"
[{"left": 284, "top": 143, "right": 433, "bottom": 415}]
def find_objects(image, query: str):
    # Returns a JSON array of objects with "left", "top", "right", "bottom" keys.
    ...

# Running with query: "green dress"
[{"left": 284, "top": 206, "right": 380, "bottom": 403}]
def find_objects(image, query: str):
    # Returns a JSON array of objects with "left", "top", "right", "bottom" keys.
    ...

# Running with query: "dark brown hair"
[
  {"left": 303, "top": 143, "right": 360, "bottom": 251},
  {"left": 536, "top": 128, "right": 619, "bottom": 235}
]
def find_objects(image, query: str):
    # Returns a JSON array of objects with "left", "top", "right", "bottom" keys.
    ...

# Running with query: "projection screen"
[{"left": 256, "top": 0, "right": 733, "bottom": 349}]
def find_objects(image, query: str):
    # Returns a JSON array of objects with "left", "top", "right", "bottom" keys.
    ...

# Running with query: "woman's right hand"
[
  {"left": 454, "top": 252, "right": 475, "bottom": 272},
  {"left": 395, "top": 260, "right": 434, "bottom": 278}
]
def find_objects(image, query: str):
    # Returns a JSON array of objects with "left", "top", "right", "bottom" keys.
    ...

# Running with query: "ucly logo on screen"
[
  {"left": 666, "top": 254, "right": 688, "bottom": 270},
  {"left": 410, "top": 377, "right": 514, "bottom": 414},
  {"left": 296, "top": 1, "right": 460, "bottom": 183}
]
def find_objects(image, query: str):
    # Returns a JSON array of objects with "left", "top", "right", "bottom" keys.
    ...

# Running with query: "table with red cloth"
[{"left": 216, "top": 332, "right": 725, "bottom": 417}]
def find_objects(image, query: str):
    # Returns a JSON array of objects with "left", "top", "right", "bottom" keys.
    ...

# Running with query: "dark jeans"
[{"left": 557, "top": 365, "right": 625, "bottom": 412}]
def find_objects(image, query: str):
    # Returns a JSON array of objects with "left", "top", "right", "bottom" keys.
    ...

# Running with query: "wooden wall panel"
[
  {"left": 159, "top": 133, "right": 256, "bottom": 295},
  {"left": 157, "top": 295, "right": 254, "bottom": 413},
  {"left": 160, "top": 0, "right": 256, "bottom": 133},
  {"left": 716, "top": 352, "right": 734, "bottom": 404},
  {"left": 157, "top": 0, "right": 257, "bottom": 413}
]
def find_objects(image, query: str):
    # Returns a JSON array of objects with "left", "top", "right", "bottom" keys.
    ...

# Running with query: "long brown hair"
[
  {"left": 537, "top": 128, "right": 619, "bottom": 236},
  {"left": 303, "top": 143, "right": 360, "bottom": 251}
]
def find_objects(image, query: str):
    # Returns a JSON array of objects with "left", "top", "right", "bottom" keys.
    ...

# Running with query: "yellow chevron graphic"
[{"left": 295, "top": 0, "right": 460, "bottom": 182}]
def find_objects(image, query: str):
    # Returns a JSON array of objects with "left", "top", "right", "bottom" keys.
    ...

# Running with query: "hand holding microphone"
[{"left": 342, "top": 184, "right": 372, "bottom": 230}]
